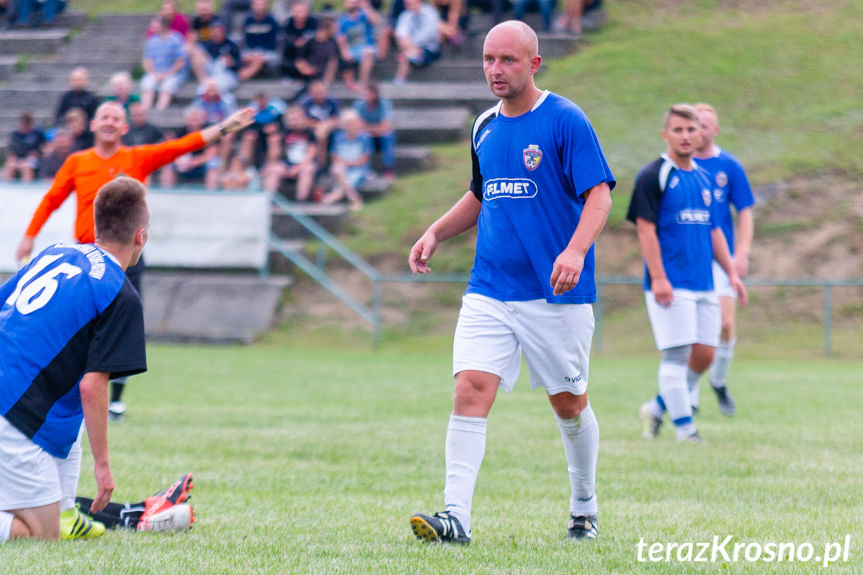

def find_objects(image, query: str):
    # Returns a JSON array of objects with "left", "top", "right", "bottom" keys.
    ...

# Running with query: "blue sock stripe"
[
  {"left": 656, "top": 395, "right": 666, "bottom": 411},
  {"left": 672, "top": 416, "right": 693, "bottom": 427}
]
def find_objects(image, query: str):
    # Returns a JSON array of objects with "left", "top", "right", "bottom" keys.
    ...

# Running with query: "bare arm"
[
  {"left": 734, "top": 207, "right": 753, "bottom": 278},
  {"left": 408, "top": 191, "right": 481, "bottom": 273},
  {"left": 79, "top": 371, "right": 114, "bottom": 512},
  {"left": 635, "top": 217, "right": 673, "bottom": 306},
  {"left": 550, "top": 182, "right": 611, "bottom": 295},
  {"left": 200, "top": 107, "right": 257, "bottom": 145},
  {"left": 712, "top": 227, "right": 748, "bottom": 305}
]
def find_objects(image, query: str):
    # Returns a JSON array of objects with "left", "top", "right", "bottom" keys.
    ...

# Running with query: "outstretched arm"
[
  {"left": 409, "top": 191, "right": 481, "bottom": 274},
  {"left": 201, "top": 107, "right": 257, "bottom": 145}
]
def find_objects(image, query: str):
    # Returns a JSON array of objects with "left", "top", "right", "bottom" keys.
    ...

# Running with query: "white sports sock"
[
  {"left": 0, "top": 511, "right": 13, "bottom": 542},
  {"left": 658, "top": 361, "right": 695, "bottom": 439},
  {"left": 710, "top": 338, "right": 736, "bottom": 388},
  {"left": 687, "top": 368, "right": 701, "bottom": 409},
  {"left": 645, "top": 397, "right": 664, "bottom": 419},
  {"left": 444, "top": 414, "right": 487, "bottom": 535},
  {"left": 556, "top": 404, "right": 599, "bottom": 517},
  {"left": 54, "top": 427, "right": 83, "bottom": 512}
]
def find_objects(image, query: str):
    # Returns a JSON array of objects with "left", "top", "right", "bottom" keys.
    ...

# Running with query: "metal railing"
[{"left": 269, "top": 197, "right": 863, "bottom": 355}]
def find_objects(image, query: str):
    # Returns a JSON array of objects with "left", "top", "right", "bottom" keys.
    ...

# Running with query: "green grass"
[{"left": 4, "top": 342, "right": 863, "bottom": 573}]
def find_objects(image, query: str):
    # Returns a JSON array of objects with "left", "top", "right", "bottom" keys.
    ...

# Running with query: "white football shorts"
[
  {"left": 645, "top": 289, "right": 720, "bottom": 350},
  {"left": 453, "top": 293, "right": 594, "bottom": 396},
  {"left": 712, "top": 260, "right": 736, "bottom": 298},
  {"left": 0, "top": 416, "right": 62, "bottom": 511}
]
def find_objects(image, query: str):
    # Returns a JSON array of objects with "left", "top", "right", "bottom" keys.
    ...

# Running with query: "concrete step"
[
  {"left": 0, "top": 56, "right": 17, "bottom": 81},
  {"left": 53, "top": 10, "right": 89, "bottom": 29},
  {"left": 0, "top": 28, "right": 69, "bottom": 54},
  {"left": 270, "top": 202, "right": 350, "bottom": 240},
  {"left": 91, "top": 14, "right": 153, "bottom": 27},
  {"left": 143, "top": 271, "right": 290, "bottom": 343}
]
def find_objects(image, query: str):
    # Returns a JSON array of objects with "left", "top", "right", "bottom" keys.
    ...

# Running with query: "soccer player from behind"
[
  {"left": 690, "top": 102, "right": 754, "bottom": 416},
  {"left": 627, "top": 104, "right": 747, "bottom": 443},
  {"left": 15, "top": 101, "right": 255, "bottom": 422},
  {"left": 408, "top": 21, "right": 614, "bottom": 543},
  {"left": 0, "top": 177, "right": 148, "bottom": 542}
]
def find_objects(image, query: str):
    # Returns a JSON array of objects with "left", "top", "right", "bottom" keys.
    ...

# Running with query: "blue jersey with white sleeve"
[
  {"left": 626, "top": 155, "right": 718, "bottom": 292},
  {"left": 694, "top": 146, "right": 754, "bottom": 255},
  {"left": 0, "top": 243, "right": 146, "bottom": 458},
  {"left": 466, "top": 91, "right": 615, "bottom": 304}
]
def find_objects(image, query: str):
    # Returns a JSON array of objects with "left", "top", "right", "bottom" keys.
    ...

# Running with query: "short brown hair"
[
  {"left": 664, "top": 103, "right": 699, "bottom": 128},
  {"left": 94, "top": 177, "right": 149, "bottom": 245}
]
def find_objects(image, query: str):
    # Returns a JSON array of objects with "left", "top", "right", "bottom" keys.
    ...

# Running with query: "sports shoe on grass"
[
  {"left": 712, "top": 385, "right": 736, "bottom": 416},
  {"left": 639, "top": 402, "right": 662, "bottom": 439},
  {"left": 566, "top": 514, "right": 597, "bottom": 540},
  {"left": 410, "top": 511, "right": 470, "bottom": 545},
  {"left": 146, "top": 473, "right": 194, "bottom": 512},
  {"left": 137, "top": 503, "right": 194, "bottom": 533},
  {"left": 60, "top": 503, "right": 106, "bottom": 540},
  {"left": 680, "top": 431, "right": 704, "bottom": 443},
  {"left": 108, "top": 401, "right": 126, "bottom": 422}
]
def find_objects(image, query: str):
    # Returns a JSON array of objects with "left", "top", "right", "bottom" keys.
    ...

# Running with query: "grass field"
[{"left": 4, "top": 341, "right": 862, "bottom": 574}]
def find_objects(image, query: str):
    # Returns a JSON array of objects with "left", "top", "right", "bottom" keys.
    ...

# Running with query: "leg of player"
[
  {"left": 54, "top": 428, "right": 105, "bottom": 539},
  {"left": 709, "top": 296, "right": 737, "bottom": 416},
  {"left": 686, "top": 343, "right": 715, "bottom": 414},
  {"left": 75, "top": 472, "right": 195, "bottom": 533},
  {"left": 659, "top": 345, "right": 701, "bottom": 442},
  {"left": 410, "top": 370, "right": 497, "bottom": 545},
  {"left": 549, "top": 392, "right": 598, "bottom": 540}
]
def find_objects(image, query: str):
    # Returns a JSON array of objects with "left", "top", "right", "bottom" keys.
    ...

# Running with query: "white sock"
[
  {"left": 658, "top": 361, "right": 695, "bottom": 439},
  {"left": 0, "top": 511, "right": 13, "bottom": 542},
  {"left": 556, "top": 404, "right": 599, "bottom": 517},
  {"left": 710, "top": 338, "right": 736, "bottom": 388},
  {"left": 54, "top": 426, "right": 83, "bottom": 512},
  {"left": 645, "top": 397, "right": 664, "bottom": 419},
  {"left": 444, "top": 414, "right": 487, "bottom": 535},
  {"left": 686, "top": 368, "right": 701, "bottom": 410}
]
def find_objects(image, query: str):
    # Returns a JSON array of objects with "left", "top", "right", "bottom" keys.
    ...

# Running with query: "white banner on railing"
[{"left": 0, "top": 183, "right": 271, "bottom": 273}]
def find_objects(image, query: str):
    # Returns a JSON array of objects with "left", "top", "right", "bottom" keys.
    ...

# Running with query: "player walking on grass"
[
  {"left": 15, "top": 101, "right": 255, "bottom": 422},
  {"left": 1, "top": 177, "right": 148, "bottom": 542},
  {"left": 408, "top": 20, "right": 614, "bottom": 544},
  {"left": 627, "top": 104, "right": 747, "bottom": 443},
  {"left": 690, "top": 102, "right": 755, "bottom": 416}
]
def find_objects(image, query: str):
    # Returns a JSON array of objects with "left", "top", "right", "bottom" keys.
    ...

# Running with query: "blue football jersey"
[
  {"left": 626, "top": 155, "right": 718, "bottom": 292},
  {"left": 466, "top": 91, "right": 616, "bottom": 303},
  {"left": 694, "top": 146, "right": 754, "bottom": 255},
  {"left": 0, "top": 243, "right": 146, "bottom": 458}
]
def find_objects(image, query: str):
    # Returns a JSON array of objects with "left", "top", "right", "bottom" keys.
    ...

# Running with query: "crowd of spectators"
[
  {"left": 0, "top": 0, "right": 67, "bottom": 28},
  {"left": 3, "top": 0, "right": 603, "bottom": 203}
]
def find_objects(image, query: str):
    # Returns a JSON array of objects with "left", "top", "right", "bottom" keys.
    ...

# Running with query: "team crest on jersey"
[
  {"left": 669, "top": 176, "right": 679, "bottom": 189},
  {"left": 702, "top": 188, "right": 712, "bottom": 206},
  {"left": 714, "top": 188, "right": 725, "bottom": 202},
  {"left": 523, "top": 145, "right": 543, "bottom": 171},
  {"left": 715, "top": 171, "right": 728, "bottom": 187}
]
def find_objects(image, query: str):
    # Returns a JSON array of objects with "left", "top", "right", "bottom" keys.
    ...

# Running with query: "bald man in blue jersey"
[
  {"left": 408, "top": 20, "right": 614, "bottom": 544},
  {"left": 0, "top": 177, "right": 148, "bottom": 541}
]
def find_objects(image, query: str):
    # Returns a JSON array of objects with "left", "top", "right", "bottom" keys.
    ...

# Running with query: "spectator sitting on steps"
[
  {"left": 160, "top": 107, "right": 221, "bottom": 190},
  {"left": 105, "top": 71, "right": 141, "bottom": 115},
  {"left": 322, "top": 108, "right": 370, "bottom": 211},
  {"left": 64, "top": 108, "right": 95, "bottom": 153},
  {"left": 38, "top": 128, "right": 73, "bottom": 180},
  {"left": 393, "top": 0, "right": 441, "bottom": 85},
  {"left": 140, "top": 15, "right": 189, "bottom": 111},
  {"left": 261, "top": 105, "right": 318, "bottom": 200},
  {"left": 3, "top": 111, "right": 46, "bottom": 183},
  {"left": 55, "top": 67, "right": 101, "bottom": 126},
  {"left": 239, "top": 0, "right": 280, "bottom": 80},
  {"left": 353, "top": 82, "right": 396, "bottom": 179}
]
